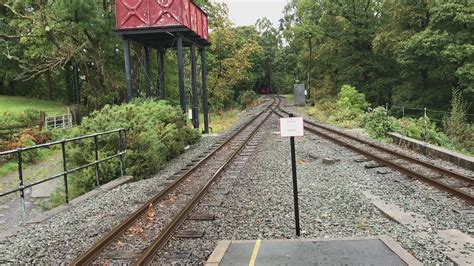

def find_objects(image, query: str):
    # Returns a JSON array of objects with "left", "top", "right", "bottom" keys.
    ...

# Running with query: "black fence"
[{"left": 0, "top": 128, "right": 127, "bottom": 223}]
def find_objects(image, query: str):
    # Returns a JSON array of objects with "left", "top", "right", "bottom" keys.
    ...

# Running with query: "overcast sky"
[{"left": 213, "top": 0, "right": 288, "bottom": 27}]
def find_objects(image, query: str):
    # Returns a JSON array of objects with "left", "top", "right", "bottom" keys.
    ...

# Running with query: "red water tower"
[{"left": 115, "top": 0, "right": 210, "bottom": 133}]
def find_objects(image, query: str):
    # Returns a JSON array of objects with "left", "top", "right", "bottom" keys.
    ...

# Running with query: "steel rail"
[
  {"left": 71, "top": 97, "right": 278, "bottom": 265},
  {"left": 135, "top": 97, "right": 278, "bottom": 265},
  {"left": 277, "top": 106, "right": 474, "bottom": 185},
  {"left": 273, "top": 108, "right": 474, "bottom": 205}
]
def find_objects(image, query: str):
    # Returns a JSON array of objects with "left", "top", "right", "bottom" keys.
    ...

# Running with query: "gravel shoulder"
[{"left": 0, "top": 101, "right": 269, "bottom": 264}]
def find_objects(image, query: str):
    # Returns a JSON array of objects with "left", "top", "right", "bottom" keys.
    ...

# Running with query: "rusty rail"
[
  {"left": 274, "top": 107, "right": 473, "bottom": 205},
  {"left": 135, "top": 97, "right": 278, "bottom": 265},
  {"left": 71, "top": 96, "right": 279, "bottom": 265}
]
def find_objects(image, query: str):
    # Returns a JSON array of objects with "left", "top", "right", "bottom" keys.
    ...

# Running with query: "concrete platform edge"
[
  {"left": 205, "top": 240, "right": 231, "bottom": 266},
  {"left": 0, "top": 175, "right": 133, "bottom": 241},
  {"left": 378, "top": 235, "right": 422, "bottom": 266},
  {"left": 387, "top": 132, "right": 473, "bottom": 170}
]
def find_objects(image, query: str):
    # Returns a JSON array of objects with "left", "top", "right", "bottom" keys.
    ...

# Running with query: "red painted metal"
[{"left": 115, "top": 0, "right": 209, "bottom": 41}]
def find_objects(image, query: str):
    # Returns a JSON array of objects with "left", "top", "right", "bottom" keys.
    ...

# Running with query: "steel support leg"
[
  {"left": 200, "top": 48, "right": 209, "bottom": 133},
  {"left": 176, "top": 36, "right": 186, "bottom": 112},
  {"left": 143, "top": 45, "right": 151, "bottom": 97},
  {"left": 158, "top": 49, "right": 166, "bottom": 99},
  {"left": 123, "top": 39, "right": 133, "bottom": 102},
  {"left": 191, "top": 45, "right": 199, "bottom": 129}
]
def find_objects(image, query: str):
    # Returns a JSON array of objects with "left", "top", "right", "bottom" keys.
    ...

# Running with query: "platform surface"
[{"left": 206, "top": 236, "right": 421, "bottom": 266}]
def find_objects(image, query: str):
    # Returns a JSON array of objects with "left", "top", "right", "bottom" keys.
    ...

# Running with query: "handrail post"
[
  {"left": 17, "top": 150, "right": 26, "bottom": 224},
  {"left": 61, "top": 141, "right": 69, "bottom": 204},
  {"left": 93, "top": 135, "right": 100, "bottom": 187},
  {"left": 118, "top": 130, "right": 125, "bottom": 176}
]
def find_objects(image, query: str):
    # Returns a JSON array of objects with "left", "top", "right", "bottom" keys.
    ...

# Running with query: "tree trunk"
[
  {"left": 47, "top": 70, "right": 53, "bottom": 100},
  {"left": 8, "top": 80, "right": 15, "bottom": 95},
  {"left": 0, "top": 78, "right": 4, "bottom": 94},
  {"left": 64, "top": 62, "right": 73, "bottom": 104}
]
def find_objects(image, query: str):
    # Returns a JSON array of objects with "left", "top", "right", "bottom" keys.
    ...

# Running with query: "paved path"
[{"left": 0, "top": 151, "right": 62, "bottom": 230}]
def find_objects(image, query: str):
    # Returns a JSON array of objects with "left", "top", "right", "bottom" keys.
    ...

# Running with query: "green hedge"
[{"left": 58, "top": 99, "right": 201, "bottom": 201}]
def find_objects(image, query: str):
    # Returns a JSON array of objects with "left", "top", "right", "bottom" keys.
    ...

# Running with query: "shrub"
[
  {"left": 442, "top": 89, "right": 473, "bottom": 152},
  {"left": 0, "top": 109, "right": 40, "bottom": 128},
  {"left": 336, "top": 85, "right": 369, "bottom": 125},
  {"left": 238, "top": 90, "right": 258, "bottom": 109},
  {"left": 337, "top": 85, "right": 369, "bottom": 112},
  {"left": 398, "top": 117, "right": 452, "bottom": 148},
  {"left": 65, "top": 99, "right": 201, "bottom": 200},
  {"left": 363, "top": 107, "right": 400, "bottom": 139}
]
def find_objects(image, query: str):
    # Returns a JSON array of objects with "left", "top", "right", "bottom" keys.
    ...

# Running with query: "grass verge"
[{"left": 0, "top": 95, "right": 70, "bottom": 115}]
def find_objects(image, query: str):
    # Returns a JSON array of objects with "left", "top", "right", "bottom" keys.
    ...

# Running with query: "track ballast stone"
[{"left": 154, "top": 113, "right": 470, "bottom": 265}]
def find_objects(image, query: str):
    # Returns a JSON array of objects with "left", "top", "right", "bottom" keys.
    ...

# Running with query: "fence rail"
[{"left": 0, "top": 128, "right": 127, "bottom": 223}]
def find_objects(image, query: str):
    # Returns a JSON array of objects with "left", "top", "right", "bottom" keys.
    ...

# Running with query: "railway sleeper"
[{"left": 176, "top": 230, "right": 205, "bottom": 238}]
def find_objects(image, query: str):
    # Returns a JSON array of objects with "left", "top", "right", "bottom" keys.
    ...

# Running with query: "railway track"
[
  {"left": 274, "top": 105, "right": 474, "bottom": 205},
  {"left": 72, "top": 96, "right": 280, "bottom": 265}
]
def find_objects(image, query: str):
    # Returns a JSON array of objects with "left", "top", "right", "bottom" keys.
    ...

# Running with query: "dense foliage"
[
  {"left": 305, "top": 85, "right": 472, "bottom": 154},
  {"left": 281, "top": 0, "right": 473, "bottom": 114},
  {"left": 62, "top": 99, "right": 200, "bottom": 200},
  {"left": 238, "top": 90, "right": 258, "bottom": 109}
]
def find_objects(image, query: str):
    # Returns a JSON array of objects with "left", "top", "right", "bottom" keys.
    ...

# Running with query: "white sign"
[{"left": 280, "top": 117, "right": 304, "bottom": 137}]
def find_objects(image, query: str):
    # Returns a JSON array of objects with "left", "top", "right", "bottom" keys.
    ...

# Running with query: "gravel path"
[
  {"left": 154, "top": 111, "right": 472, "bottom": 264},
  {"left": 0, "top": 102, "right": 269, "bottom": 264}
]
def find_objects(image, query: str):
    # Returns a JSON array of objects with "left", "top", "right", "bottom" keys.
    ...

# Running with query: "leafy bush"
[
  {"left": 337, "top": 85, "right": 369, "bottom": 112},
  {"left": 238, "top": 90, "right": 258, "bottom": 109},
  {"left": 398, "top": 117, "right": 451, "bottom": 147},
  {"left": 363, "top": 107, "right": 400, "bottom": 139},
  {"left": 0, "top": 109, "right": 40, "bottom": 128},
  {"left": 442, "top": 89, "right": 473, "bottom": 152},
  {"left": 334, "top": 85, "right": 369, "bottom": 126},
  {"left": 64, "top": 99, "right": 201, "bottom": 200}
]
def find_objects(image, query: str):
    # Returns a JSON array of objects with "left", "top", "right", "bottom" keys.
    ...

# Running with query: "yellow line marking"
[{"left": 249, "top": 239, "right": 261, "bottom": 266}]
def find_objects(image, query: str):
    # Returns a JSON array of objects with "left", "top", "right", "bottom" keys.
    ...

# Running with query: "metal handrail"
[{"left": 0, "top": 128, "right": 127, "bottom": 223}]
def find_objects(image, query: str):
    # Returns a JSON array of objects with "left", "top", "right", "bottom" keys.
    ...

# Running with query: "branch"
[
  {"left": 1, "top": 4, "right": 33, "bottom": 20},
  {"left": 0, "top": 33, "right": 21, "bottom": 40}
]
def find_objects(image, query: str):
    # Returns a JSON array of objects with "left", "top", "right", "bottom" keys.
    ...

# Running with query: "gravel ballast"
[
  {"left": 0, "top": 102, "right": 269, "bottom": 264},
  {"left": 1, "top": 98, "right": 472, "bottom": 264},
  {"left": 154, "top": 111, "right": 472, "bottom": 264}
]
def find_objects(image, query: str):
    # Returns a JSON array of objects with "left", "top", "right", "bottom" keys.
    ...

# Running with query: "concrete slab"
[
  {"left": 437, "top": 229, "right": 473, "bottom": 266},
  {"left": 364, "top": 191, "right": 473, "bottom": 265},
  {"left": 363, "top": 191, "right": 430, "bottom": 228},
  {"left": 207, "top": 237, "right": 421, "bottom": 266},
  {"left": 387, "top": 132, "right": 474, "bottom": 170}
]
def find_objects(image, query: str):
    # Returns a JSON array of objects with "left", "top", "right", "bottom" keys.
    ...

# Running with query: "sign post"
[{"left": 280, "top": 113, "right": 304, "bottom": 236}]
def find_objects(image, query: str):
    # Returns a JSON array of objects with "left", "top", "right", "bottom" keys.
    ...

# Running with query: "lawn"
[{"left": 0, "top": 95, "right": 70, "bottom": 115}]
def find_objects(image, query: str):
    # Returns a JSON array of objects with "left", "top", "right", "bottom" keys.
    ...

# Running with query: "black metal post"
[
  {"left": 61, "top": 141, "right": 69, "bottom": 204},
  {"left": 199, "top": 48, "right": 209, "bottom": 133},
  {"left": 289, "top": 113, "right": 301, "bottom": 236},
  {"left": 143, "top": 45, "right": 151, "bottom": 97},
  {"left": 118, "top": 130, "right": 125, "bottom": 176},
  {"left": 190, "top": 45, "right": 199, "bottom": 129},
  {"left": 17, "top": 150, "right": 26, "bottom": 223},
  {"left": 176, "top": 36, "right": 186, "bottom": 112},
  {"left": 124, "top": 39, "right": 133, "bottom": 102},
  {"left": 158, "top": 49, "right": 166, "bottom": 99},
  {"left": 93, "top": 135, "right": 100, "bottom": 187}
]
